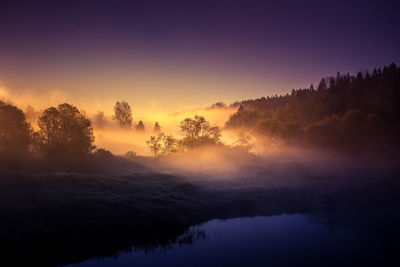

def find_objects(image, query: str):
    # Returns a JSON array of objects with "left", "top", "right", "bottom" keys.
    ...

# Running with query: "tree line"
[
  {"left": 2, "top": 62, "right": 398, "bottom": 167},
  {"left": 146, "top": 115, "right": 222, "bottom": 158},
  {"left": 95, "top": 100, "right": 159, "bottom": 133},
  {"left": 1, "top": 102, "right": 96, "bottom": 167},
  {"left": 0, "top": 98, "right": 222, "bottom": 168},
  {"left": 225, "top": 63, "right": 400, "bottom": 153}
]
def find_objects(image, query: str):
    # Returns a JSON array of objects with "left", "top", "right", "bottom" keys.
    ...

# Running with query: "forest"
[{"left": 226, "top": 63, "right": 400, "bottom": 153}]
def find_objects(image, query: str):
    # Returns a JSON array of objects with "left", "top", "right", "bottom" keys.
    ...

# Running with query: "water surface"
[{"left": 65, "top": 213, "right": 388, "bottom": 266}]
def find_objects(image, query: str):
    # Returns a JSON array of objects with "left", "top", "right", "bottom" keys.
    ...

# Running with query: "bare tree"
[
  {"left": 113, "top": 101, "right": 132, "bottom": 128},
  {"left": 146, "top": 133, "right": 176, "bottom": 158},
  {"left": 180, "top": 115, "right": 208, "bottom": 139},
  {"left": 180, "top": 115, "right": 221, "bottom": 146}
]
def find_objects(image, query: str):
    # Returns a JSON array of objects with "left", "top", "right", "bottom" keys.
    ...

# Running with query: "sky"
[{"left": 1, "top": 0, "right": 400, "bottom": 114}]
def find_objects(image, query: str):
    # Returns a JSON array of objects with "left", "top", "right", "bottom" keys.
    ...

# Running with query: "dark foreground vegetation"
[
  {"left": 226, "top": 63, "right": 400, "bottom": 153},
  {"left": 1, "top": 158, "right": 400, "bottom": 266}
]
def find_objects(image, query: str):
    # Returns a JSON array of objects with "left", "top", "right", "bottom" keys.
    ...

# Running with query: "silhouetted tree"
[
  {"left": 37, "top": 103, "right": 95, "bottom": 157},
  {"left": 329, "top": 77, "right": 335, "bottom": 88},
  {"left": 136, "top": 120, "right": 145, "bottom": 132},
  {"left": 146, "top": 133, "right": 176, "bottom": 158},
  {"left": 180, "top": 115, "right": 206, "bottom": 139},
  {"left": 180, "top": 115, "right": 221, "bottom": 147},
  {"left": 94, "top": 111, "right": 106, "bottom": 127},
  {"left": 113, "top": 101, "right": 132, "bottom": 128},
  {"left": 210, "top": 102, "right": 226, "bottom": 108},
  {"left": 25, "top": 105, "right": 41, "bottom": 123},
  {"left": 0, "top": 100, "right": 32, "bottom": 154},
  {"left": 317, "top": 78, "right": 327, "bottom": 91},
  {"left": 232, "top": 131, "right": 252, "bottom": 146},
  {"left": 93, "top": 148, "right": 113, "bottom": 159},
  {"left": 153, "top": 122, "right": 161, "bottom": 133},
  {"left": 125, "top": 151, "right": 136, "bottom": 158}
]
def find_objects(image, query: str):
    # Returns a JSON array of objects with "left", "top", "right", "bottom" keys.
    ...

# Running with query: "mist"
[
  {"left": 2, "top": 64, "right": 400, "bottom": 267},
  {"left": 92, "top": 106, "right": 236, "bottom": 155},
  {"left": 1, "top": 83, "right": 238, "bottom": 156}
]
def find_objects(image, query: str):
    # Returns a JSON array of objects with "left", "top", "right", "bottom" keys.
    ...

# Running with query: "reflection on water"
[{"left": 64, "top": 213, "right": 392, "bottom": 267}]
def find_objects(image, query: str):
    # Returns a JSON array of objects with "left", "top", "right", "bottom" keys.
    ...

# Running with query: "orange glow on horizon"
[{"left": 1, "top": 84, "right": 238, "bottom": 155}]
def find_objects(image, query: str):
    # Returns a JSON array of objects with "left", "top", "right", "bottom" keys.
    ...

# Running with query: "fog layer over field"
[
  {"left": 2, "top": 152, "right": 399, "bottom": 266},
  {"left": 92, "top": 107, "right": 236, "bottom": 155}
]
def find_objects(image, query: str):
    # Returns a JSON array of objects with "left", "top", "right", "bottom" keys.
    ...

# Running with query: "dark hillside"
[{"left": 226, "top": 63, "right": 400, "bottom": 153}]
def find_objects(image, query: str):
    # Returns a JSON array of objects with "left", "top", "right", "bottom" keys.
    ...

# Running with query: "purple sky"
[{"left": 1, "top": 0, "right": 399, "bottom": 111}]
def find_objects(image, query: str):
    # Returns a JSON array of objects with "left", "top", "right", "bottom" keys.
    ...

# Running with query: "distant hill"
[{"left": 225, "top": 63, "right": 400, "bottom": 153}]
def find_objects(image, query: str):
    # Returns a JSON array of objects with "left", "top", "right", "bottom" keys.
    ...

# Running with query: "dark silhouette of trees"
[
  {"left": 180, "top": 115, "right": 221, "bottom": 147},
  {"left": 225, "top": 105, "right": 262, "bottom": 129},
  {"left": 153, "top": 122, "right": 161, "bottom": 133},
  {"left": 94, "top": 111, "right": 106, "bottom": 127},
  {"left": 0, "top": 100, "right": 32, "bottom": 155},
  {"left": 318, "top": 78, "right": 327, "bottom": 91},
  {"left": 225, "top": 63, "right": 400, "bottom": 152},
  {"left": 210, "top": 102, "right": 226, "bottom": 109},
  {"left": 25, "top": 105, "right": 41, "bottom": 123},
  {"left": 135, "top": 120, "right": 145, "bottom": 132},
  {"left": 232, "top": 131, "right": 252, "bottom": 146},
  {"left": 92, "top": 148, "right": 114, "bottom": 160},
  {"left": 180, "top": 115, "right": 206, "bottom": 140},
  {"left": 146, "top": 133, "right": 176, "bottom": 158},
  {"left": 125, "top": 150, "right": 136, "bottom": 158},
  {"left": 329, "top": 77, "right": 335, "bottom": 88},
  {"left": 113, "top": 101, "right": 132, "bottom": 128},
  {"left": 37, "top": 103, "right": 95, "bottom": 157}
]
